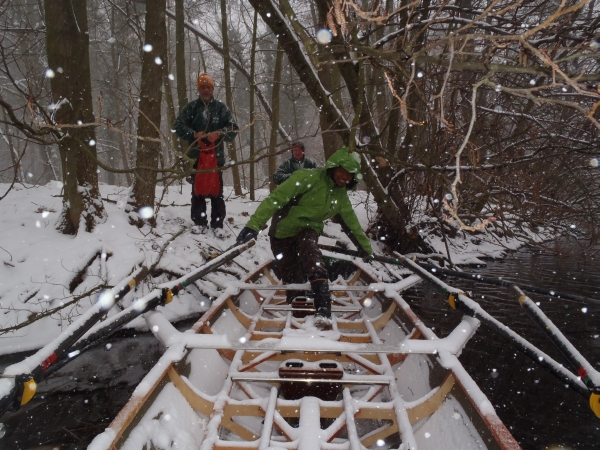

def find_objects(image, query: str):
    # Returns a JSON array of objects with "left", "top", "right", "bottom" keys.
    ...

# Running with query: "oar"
[
  {"left": 33, "top": 239, "right": 256, "bottom": 380},
  {"left": 417, "top": 262, "right": 600, "bottom": 307},
  {"left": 389, "top": 251, "right": 598, "bottom": 405},
  {"left": 511, "top": 285, "right": 600, "bottom": 416},
  {"left": 0, "top": 239, "right": 256, "bottom": 418},
  {"left": 318, "top": 244, "right": 600, "bottom": 307},
  {"left": 0, "top": 265, "right": 149, "bottom": 416},
  {"left": 320, "top": 244, "right": 598, "bottom": 415}
]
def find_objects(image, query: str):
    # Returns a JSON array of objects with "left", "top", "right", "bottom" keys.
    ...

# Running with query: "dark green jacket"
[
  {"left": 246, "top": 147, "right": 373, "bottom": 255},
  {"left": 273, "top": 155, "right": 319, "bottom": 185},
  {"left": 173, "top": 97, "right": 238, "bottom": 167}
]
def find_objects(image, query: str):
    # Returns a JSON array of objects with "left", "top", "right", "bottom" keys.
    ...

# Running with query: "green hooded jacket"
[{"left": 246, "top": 147, "right": 373, "bottom": 255}]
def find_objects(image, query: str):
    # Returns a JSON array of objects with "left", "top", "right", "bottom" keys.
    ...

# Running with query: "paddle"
[
  {"left": 319, "top": 244, "right": 402, "bottom": 265},
  {"left": 0, "top": 239, "right": 256, "bottom": 418}
]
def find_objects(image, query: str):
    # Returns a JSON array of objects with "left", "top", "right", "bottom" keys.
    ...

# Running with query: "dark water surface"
[
  {"left": 0, "top": 329, "right": 167, "bottom": 450},
  {"left": 403, "top": 243, "right": 600, "bottom": 450},
  {"left": 1, "top": 245, "right": 599, "bottom": 449}
]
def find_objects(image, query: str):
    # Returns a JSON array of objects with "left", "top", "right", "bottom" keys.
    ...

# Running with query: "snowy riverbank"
[{"left": 0, "top": 182, "right": 524, "bottom": 355}]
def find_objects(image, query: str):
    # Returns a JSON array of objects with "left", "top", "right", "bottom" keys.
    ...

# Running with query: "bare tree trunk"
[
  {"left": 194, "top": 36, "right": 208, "bottom": 73},
  {"left": 175, "top": 0, "right": 187, "bottom": 109},
  {"left": 289, "top": 58, "right": 299, "bottom": 137},
  {"left": 249, "top": 9, "right": 258, "bottom": 201},
  {"left": 312, "top": 0, "right": 344, "bottom": 159},
  {"left": 268, "top": 41, "right": 284, "bottom": 192},
  {"left": 162, "top": 16, "right": 176, "bottom": 159},
  {"left": 371, "top": 1, "right": 388, "bottom": 139},
  {"left": 2, "top": 108, "right": 24, "bottom": 182},
  {"left": 128, "top": 0, "right": 167, "bottom": 226},
  {"left": 318, "top": 61, "right": 344, "bottom": 159},
  {"left": 108, "top": 7, "right": 132, "bottom": 186},
  {"left": 163, "top": 60, "right": 176, "bottom": 165},
  {"left": 386, "top": 95, "right": 401, "bottom": 157},
  {"left": 220, "top": 0, "right": 242, "bottom": 195},
  {"left": 44, "top": 0, "right": 106, "bottom": 234},
  {"left": 110, "top": 41, "right": 132, "bottom": 184},
  {"left": 173, "top": 0, "right": 187, "bottom": 158}
]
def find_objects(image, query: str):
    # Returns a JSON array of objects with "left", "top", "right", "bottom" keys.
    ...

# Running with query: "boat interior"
[{"left": 108, "top": 258, "right": 519, "bottom": 450}]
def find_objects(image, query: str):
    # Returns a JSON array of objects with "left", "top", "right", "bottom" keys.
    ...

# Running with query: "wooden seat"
[{"left": 263, "top": 300, "right": 362, "bottom": 319}]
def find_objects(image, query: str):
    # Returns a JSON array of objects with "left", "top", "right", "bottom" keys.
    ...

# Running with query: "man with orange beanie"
[{"left": 174, "top": 73, "right": 238, "bottom": 238}]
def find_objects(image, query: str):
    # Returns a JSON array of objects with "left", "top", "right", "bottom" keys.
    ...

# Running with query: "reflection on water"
[{"left": 404, "top": 242, "right": 600, "bottom": 449}]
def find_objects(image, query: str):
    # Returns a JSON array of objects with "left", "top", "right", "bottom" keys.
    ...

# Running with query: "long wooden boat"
[{"left": 90, "top": 258, "right": 520, "bottom": 450}]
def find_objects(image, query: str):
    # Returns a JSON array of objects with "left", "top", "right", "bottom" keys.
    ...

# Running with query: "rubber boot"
[{"left": 310, "top": 279, "right": 331, "bottom": 319}]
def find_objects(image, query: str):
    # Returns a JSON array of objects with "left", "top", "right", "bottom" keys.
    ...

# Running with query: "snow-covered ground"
[{"left": 0, "top": 182, "right": 523, "bottom": 356}]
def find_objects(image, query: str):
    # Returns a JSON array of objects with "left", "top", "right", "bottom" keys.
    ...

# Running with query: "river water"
[
  {"left": 403, "top": 241, "right": 600, "bottom": 450},
  {"left": 0, "top": 330, "right": 165, "bottom": 450},
  {"left": 1, "top": 243, "right": 599, "bottom": 449}
]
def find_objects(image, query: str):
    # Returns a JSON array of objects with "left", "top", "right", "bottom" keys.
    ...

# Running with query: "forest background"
[{"left": 0, "top": 0, "right": 599, "bottom": 256}]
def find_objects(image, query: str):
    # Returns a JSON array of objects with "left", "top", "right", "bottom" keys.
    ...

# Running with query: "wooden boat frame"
[{"left": 99, "top": 259, "right": 520, "bottom": 450}]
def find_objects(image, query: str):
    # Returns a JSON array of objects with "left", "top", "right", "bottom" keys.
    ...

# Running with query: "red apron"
[{"left": 194, "top": 139, "right": 220, "bottom": 197}]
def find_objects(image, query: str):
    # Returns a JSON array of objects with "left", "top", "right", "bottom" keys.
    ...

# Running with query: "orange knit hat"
[{"left": 197, "top": 73, "right": 215, "bottom": 90}]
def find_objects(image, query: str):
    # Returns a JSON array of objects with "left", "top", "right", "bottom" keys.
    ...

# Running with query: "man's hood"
[{"left": 325, "top": 147, "right": 362, "bottom": 176}]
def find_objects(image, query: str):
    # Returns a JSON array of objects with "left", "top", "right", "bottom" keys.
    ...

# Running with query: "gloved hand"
[{"left": 236, "top": 227, "right": 258, "bottom": 244}]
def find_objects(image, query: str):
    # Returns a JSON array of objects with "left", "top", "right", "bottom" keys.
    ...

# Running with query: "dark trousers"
[
  {"left": 191, "top": 172, "right": 225, "bottom": 228},
  {"left": 270, "top": 228, "right": 328, "bottom": 303}
]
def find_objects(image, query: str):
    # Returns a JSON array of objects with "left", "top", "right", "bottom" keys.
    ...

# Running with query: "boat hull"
[{"left": 93, "top": 259, "right": 520, "bottom": 450}]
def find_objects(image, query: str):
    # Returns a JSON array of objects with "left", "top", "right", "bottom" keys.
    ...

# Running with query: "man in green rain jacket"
[{"left": 236, "top": 147, "right": 373, "bottom": 326}]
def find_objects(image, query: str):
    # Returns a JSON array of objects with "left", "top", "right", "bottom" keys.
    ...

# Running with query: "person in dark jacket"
[
  {"left": 236, "top": 147, "right": 373, "bottom": 328},
  {"left": 273, "top": 141, "right": 318, "bottom": 185},
  {"left": 173, "top": 73, "right": 238, "bottom": 237}
]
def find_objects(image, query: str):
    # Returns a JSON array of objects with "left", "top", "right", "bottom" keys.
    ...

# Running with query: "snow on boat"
[{"left": 90, "top": 258, "right": 520, "bottom": 450}]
